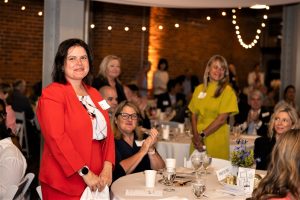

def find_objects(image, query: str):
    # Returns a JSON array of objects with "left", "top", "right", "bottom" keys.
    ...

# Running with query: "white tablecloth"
[
  {"left": 110, "top": 158, "right": 265, "bottom": 200},
  {"left": 156, "top": 134, "right": 258, "bottom": 167}
]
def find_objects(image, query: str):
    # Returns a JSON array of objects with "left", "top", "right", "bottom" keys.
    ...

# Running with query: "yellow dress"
[{"left": 188, "top": 82, "right": 238, "bottom": 160}]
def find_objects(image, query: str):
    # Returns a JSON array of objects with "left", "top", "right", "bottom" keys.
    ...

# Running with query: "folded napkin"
[
  {"left": 158, "top": 196, "right": 188, "bottom": 200},
  {"left": 80, "top": 185, "right": 109, "bottom": 200},
  {"left": 176, "top": 167, "right": 194, "bottom": 174},
  {"left": 125, "top": 189, "right": 163, "bottom": 197}
]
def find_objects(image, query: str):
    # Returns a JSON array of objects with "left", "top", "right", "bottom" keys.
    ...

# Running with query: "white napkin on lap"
[{"left": 80, "top": 185, "right": 110, "bottom": 200}]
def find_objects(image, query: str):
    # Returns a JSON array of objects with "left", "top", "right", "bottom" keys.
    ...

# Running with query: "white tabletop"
[
  {"left": 110, "top": 158, "right": 263, "bottom": 200},
  {"left": 156, "top": 133, "right": 258, "bottom": 167}
]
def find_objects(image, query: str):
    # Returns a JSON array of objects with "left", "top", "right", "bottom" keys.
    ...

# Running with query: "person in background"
[
  {"left": 37, "top": 38, "right": 115, "bottom": 199},
  {"left": 11, "top": 79, "right": 35, "bottom": 122},
  {"left": 247, "top": 63, "right": 266, "bottom": 94},
  {"left": 153, "top": 58, "right": 169, "bottom": 98},
  {"left": 275, "top": 85, "right": 299, "bottom": 116},
  {"left": 0, "top": 83, "right": 16, "bottom": 134},
  {"left": 235, "top": 89, "right": 271, "bottom": 137},
  {"left": 0, "top": 99, "right": 27, "bottom": 199},
  {"left": 254, "top": 104, "right": 299, "bottom": 170},
  {"left": 99, "top": 85, "right": 118, "bottom": 117},
  {"left": 189, "top": 55, "right": 239, "bottom": 160},
  {"left": 136, "top": 60, "right": 151, "bottom": 98},
  {"left": 177, "top": 69, "right": 200, "bottom": 101},
  {"left": 156, "top": 79, "right": 186, "bottom": 112},
  {"left": 112, "top": 101, "right": 165, "bottom": 181},
  {"left": 250, "top": 129, "right": 300, "bottom": 200},
  {"left": 92, "top": 55, "right": 127, "bottom": 103},
  {"left": 124, "top": 84, "right": 151, "bottom": 129}
]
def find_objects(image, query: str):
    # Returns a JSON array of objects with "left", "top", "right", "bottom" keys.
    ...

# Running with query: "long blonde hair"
[
  {"left": 97, "top": 55, "right": 121, "bottom": 77},
  {"left": 251, "top": 129, "right": 300, "bottom": 200},
  {"left": 203, "top": 55, "right": 229, "bottom": 97},
  {"left": 268, "top": 103, "right": 299, "bottom": 138}
]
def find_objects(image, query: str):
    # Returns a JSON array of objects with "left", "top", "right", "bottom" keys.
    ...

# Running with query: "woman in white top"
[
  {"left": 0, "top": 99, "right": 27, "bottom": 199},
  {"left": 153, "top": 58, "right": 169, "bottom": 97}
]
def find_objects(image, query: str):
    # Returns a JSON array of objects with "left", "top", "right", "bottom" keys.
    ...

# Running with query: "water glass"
[
  {"left": 162, "top": 168, "right": 176, "bottom": 192},
  {"left": 192, "top": 179, "right": 206, "bottom": 199}
]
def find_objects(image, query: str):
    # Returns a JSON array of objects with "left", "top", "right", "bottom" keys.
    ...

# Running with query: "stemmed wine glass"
[
  {"left": 191, "top": 154, "right": 204, "bottom": 178},
  {"left": 162, "top": 168, "right": 176, "bottom": 192},
  {"left": 203, "top": 154, "right": 212, "bottom": 174}
]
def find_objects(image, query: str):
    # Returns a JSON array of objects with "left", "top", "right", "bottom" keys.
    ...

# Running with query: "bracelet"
[{"left": 148, "top": 148, "right": 156, "bottom": 155}]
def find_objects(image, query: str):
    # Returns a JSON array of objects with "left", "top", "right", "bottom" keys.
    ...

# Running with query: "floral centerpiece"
[{"left": 231, "top": 139, "right": 254, "bottom": 167}]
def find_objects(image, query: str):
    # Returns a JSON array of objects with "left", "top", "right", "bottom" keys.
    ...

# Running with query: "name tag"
[
  {"left": 163, "top": 101, "right": 169, "bottom": 106},
  {"left": 216, "top": 166, "right": 231, "bottom": 181},
  {"left": 198, "top": 92, "right": 206, "bottom": 99},
  {"left": 262, "top": 112, "right": 270, "bottom": 118},
  {"left": 98, "top": 100, "right": 110, "bottom": 110}
]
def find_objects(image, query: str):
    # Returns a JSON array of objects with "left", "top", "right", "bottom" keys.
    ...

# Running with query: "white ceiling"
[{"left": 94, "top": 0, "right": 300, "bottom": 8}]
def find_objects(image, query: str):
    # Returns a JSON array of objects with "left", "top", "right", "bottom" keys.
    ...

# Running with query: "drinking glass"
[
  {"left": 162, "top": 168, "right": 176, "bottom": 192},
  {"left": 191, "top": 154, "right": 203, "bottom": 171},
  {"left": 192, "top": 179, "right": 206, "bottom": 199},
  {"left": 203, "top": 155, "right": 212, "bottom": 173}
]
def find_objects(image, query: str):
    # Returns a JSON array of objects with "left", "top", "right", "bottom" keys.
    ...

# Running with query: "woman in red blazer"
[{"left": 37, "top": 39, "right": 115, "bottom": 199}]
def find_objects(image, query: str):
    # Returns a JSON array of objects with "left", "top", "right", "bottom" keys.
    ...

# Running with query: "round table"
[{"left": 110, "top": 158, "right": 262, "bottom": 200}]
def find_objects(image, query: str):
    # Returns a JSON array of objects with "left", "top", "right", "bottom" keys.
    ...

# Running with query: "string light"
[
  {"left": 174, "top": 23, "right": 179, "bottom": 28},
  {"left": 38, "top": 11, "right": 43, "bottom": 16},
  {"left": 124, "top": 26, "right": 129, "bottom": 31},
  {"left": 21, "top": 6, "right": 26, "bottom": 10},
  {"left": 4, "top": 0, "right": 8, "bottom": 3},
  {"left": 90, "top": 24, "right": 95, "bottom": 29},
  {"left": 232, "top": 7, "right": 269, "bottom": 49},
  {"left": 142, "top": 26, "right": 147, "bottom": 31},
  {"left": 158, "top": 25, "right": 163, "bottom": 30},
  {"left": 107, "top": 26, "right": 112, "bottom": 31},
  {"left": 222, "top": 11, "right": 226, "bottom": 16},
  {"left": 206, "top": 16, "right": 211, "bottom": 21}
]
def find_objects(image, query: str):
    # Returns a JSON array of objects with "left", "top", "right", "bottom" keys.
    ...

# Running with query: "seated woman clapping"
[{"left": 112, "top": 101, "right": 165, "bottom": 181}]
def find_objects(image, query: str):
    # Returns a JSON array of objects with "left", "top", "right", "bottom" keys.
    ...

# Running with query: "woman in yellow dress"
[{"left": 188, "top": 55, "right": 239, "bottom": 160}]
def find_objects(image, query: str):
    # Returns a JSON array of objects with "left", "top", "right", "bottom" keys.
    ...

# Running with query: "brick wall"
[
  {"left": 0, "top": 0, "right": 43, "bottom": 87},
  {"left": 0, "top": 1, "right": 275, "bottom": 90}
]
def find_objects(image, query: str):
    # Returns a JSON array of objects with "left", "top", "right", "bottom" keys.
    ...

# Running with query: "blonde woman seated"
[
  {"left": 250, "top": 129, "right": 300, "bottom": 200},
  {"left": 254, "top": 104, "right": 299, "bottom": 170},
  {"left": 112, "top": 101, "right": 165, "bottom": 181}
]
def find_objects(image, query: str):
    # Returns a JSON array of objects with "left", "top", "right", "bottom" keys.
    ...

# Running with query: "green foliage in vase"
[{"left": 231, "top": 139, "right": 254, "bottom": 167}]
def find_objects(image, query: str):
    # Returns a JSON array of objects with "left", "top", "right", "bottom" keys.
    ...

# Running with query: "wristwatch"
[
  {"left": 79, "top": 166, "right": 89, "bottom": 176},
  {"left": 200, "top": 131, "right": 206, "bottom": 138}
]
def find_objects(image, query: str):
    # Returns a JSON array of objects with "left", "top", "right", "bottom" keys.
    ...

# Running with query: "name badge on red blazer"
[{"left": 98, "top": 100, "right": 110, "bottom": 110}]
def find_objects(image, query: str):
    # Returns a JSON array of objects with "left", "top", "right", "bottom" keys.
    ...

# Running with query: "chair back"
[
  {"left": 13, "top": 173, "right": 35, "bottom": 200},
  {"left": 15, "top": 112, "right": 29, "bottom": 158},
  {"left": 36, "top": 185, "right": 42, "bottom": 200}
]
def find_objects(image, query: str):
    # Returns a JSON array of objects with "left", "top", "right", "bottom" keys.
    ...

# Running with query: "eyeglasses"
[{"left": 118, "top": 112, "right": 138, "bottom": 120}]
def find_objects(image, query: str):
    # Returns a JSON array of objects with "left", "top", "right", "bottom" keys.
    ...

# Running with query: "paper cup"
[
  {"left": 178, "top": 123, "right": 184, "bottom": 133},
  {"left": 166, "top": 158, "right": 176, "bottom": 169},
  {"left": 144, "top": 170, "right": 157, "bottom": 188},
  {"left": 162, "top": 129, "right": 169, "bottom": 140}
]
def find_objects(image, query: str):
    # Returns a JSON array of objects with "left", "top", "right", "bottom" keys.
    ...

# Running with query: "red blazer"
[{"left": 37, "top": 82, "right": 115, "bottom": 195}]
